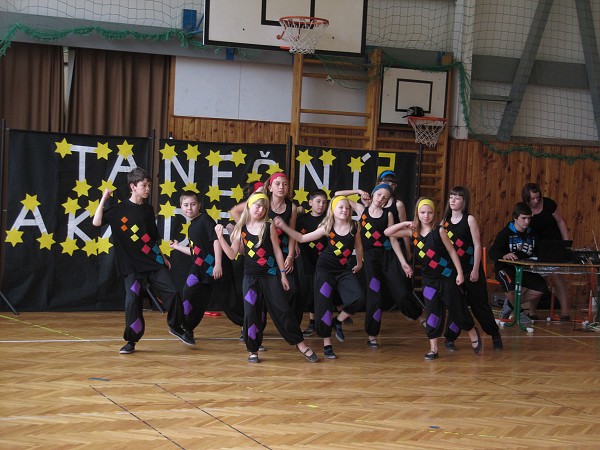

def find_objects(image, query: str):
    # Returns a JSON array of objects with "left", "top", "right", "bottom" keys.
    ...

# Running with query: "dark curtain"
[
  {"left": 0, "top": 42, "right": 64, "bottom": 132},
  {"left": 66, "top": 48, "right": 170, "bottom": 139}
]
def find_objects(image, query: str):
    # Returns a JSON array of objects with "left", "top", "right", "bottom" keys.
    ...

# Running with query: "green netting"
[{"left": 1, "top": 0, "right": 599, "bottom": 162}]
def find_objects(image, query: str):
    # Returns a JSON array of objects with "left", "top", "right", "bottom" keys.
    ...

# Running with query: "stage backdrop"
[{"left": 2, "top": 133, "right": 416, "bottom": 312}]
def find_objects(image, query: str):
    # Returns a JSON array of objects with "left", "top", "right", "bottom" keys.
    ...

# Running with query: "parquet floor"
[{"left": 1, "top": 308, "right": 599, "bottom": 449}]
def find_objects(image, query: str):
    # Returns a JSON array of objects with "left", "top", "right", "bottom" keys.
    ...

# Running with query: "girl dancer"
[
  {"left": 215, "top": 193, "right": 318, "bottom": 363},
  {"left": 385, "top": 198, "right": 482, "bottom": 360},
  {"left": 274, "top": 195, "right": 363, "bottom": 359}
]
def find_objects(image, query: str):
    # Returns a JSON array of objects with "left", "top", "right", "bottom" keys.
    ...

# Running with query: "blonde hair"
[
  {"left": 413, "top": 197, "right": 436, "bottom": 233},
  {"left": 232, "top": 196, "right": 270, "bottom": 247},
  {"left": 320, "top": 195, "right": 355, "bottom": 235}
]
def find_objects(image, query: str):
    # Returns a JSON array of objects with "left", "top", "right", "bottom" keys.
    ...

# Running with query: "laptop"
[{"left": 535, "top": 239, "right": 573, "bottom": 263}]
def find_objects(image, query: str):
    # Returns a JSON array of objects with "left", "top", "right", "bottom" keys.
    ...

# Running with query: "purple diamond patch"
[
  {"left": 319, "top": 282, "right": 333, "bottom": 298},
  {"left": 426, "top": 314, "right": 440, "bottom": 328},
  {"left": 186, "top": 274, "right": 199, "bottom": 287},
  {"left": 244, "top": 288, "right": 257, "bottom": 305},
  {"left": 322, "top": 310, "right": 333, "bottom": 326},
  {"left": 130, "top": 280, "right": 141, "bottom": 295},
  {"left": 183, "top": 299, "right": 192, "bottom": 316},
  {"left": 247, "top": 323, "right": 259, "bottom": 340},
  {"left": 423, "top": 286, "right": 437, "bottom": 301},
  {"left": 369, "top": 277, "right": 381, "bottom": 293},
  {"left": 373, "top": 308, "right": 382, "bottom": 322},
  {"left": 130, "top": 318, "right": 143, "bottom": 334}
]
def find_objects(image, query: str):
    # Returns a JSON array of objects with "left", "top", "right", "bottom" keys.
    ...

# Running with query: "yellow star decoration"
[
  {"left": 62, "top": 197, "right": 80, "bottom": 215},
  {"left": 184, "top": 144, "right": 200, "bottom": 161},
  {"left": 98, "top": 180, "right": 117, "bottom": 194},
  {"left": 60, "top": 237, "right": 79, "bottom": 256},
  {"left": 348, "top": 156, "right": 365, "bottom": 172},
  {"left": 294, "top": 188, "right": 309, "bottom": 204},
  {"left": 246, "top": 172, "right": 262, "bottom": 183},
  {"left": 73, "top": 179, "right": 92, "bottom": 197},
  {"left": 55, "top": 138, "right": 72, "bottom": 158},
  {"left": 180, "top": 221, "right": 190, "bottom": 237},
  {"left": 160, "top": 143, "right": 177, "bottom": 161},
  {"left": 266, "top": 163, "right": 283, "bottom": 176},
  {"left": 205, "top": 204, "right": 222, "bottom": 222},
  {"left": 183, "top": 182, "right": 199, "bottom": 193},
  {"left": 320, "top": 150, "right": 336, "bottom": 167},
  {"left": 347, "top": 193, "right": 361, "bottom": 203},
  {"left": 230, "top": 149, "right": 247, "bottom": 166},
  {"left": 159, "top": 201, "right": 177, "bottom": 218},
  {"left": 160, "top": 180, "right": 178, "bottom": 197},
  {"left": 231, "top": 185, "right": 245, "bottom": 202},
  {"left": 206, "top": 185, "right": 223, "bottom": 203},
  {"left": 82, "top": 239, "right": 97, "bottom": 256},
  {"left": 322, "top": 187, "right": 332, "bottom": 199},
  {"left": 206, "top": 150, "right": 223, "bottom": 166},
  {"left": 37, "top": 232, "right": 55, "bottom": 250},
  {"left": 160, "top": 240, "right": 172, "bottom": 257},
  {"left": 22, "top": 194, "right": 40, "bottom": 211},
  {"left": 296, "top": 150, "right": 313, "bottom": 165},
  {"left": 96, "top": 237, "right": 113, "bottom": 254},
  {"left": 5, "top": 228, "right": 24, "bottom": 246},
  {"left": 86, "top": 199, "right": 99, "bottom": 216},
  {"left": 117, "top": 140, "right": 134, "bottom": 159},
  {"left": 95, "top": 142, "right": 111, "bottom": 160}
]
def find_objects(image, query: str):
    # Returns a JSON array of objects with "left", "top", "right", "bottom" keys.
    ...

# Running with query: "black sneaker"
[
  {"left": 184, "top": 330, "right": 196, "bottom": 346},
  {"left": 323, "top": 345, "right": 337, "bottom": 359},
  {"left": 258, "top": 345, "right": 267, "bottom": 352},
  {"left": 334, "top": 319, "right": 345, "bottom": 342},
  {"left": 169, "top": 327, "right": 196, "bottom": 346},
  {"left": 444, "top": 340, "right": 457, "bottom": 351},
  {"left": 302, "top": 322, "right": 315, "bottom": 337},
  {"left": 424, "top": 351, "right": 439, "bottom": 360},
  {"left": 119, "top": 342, "right": 135, "bottom": 354},
  {"left": 492, "top": 334, "right": 504, "bottom": 350},
  {"left": 343, "top": 316, "right": 353, "bottom": 325},
  {"left": 247, "top": 353, "right": 260, "bottom": 363}
]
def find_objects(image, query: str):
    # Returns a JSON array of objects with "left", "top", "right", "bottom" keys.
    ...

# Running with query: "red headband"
[{"left": 268, "top": 172, "right": 288, "bottom": 185}]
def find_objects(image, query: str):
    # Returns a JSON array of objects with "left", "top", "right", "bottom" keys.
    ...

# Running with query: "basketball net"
[
  {"left": 277, "top": 16, "right": 329, "bottom": 54},
  {"left": 407, "top": 116, "right": 447, "bottom": 148}
]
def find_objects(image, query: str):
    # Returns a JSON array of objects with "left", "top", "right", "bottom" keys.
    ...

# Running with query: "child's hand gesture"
[
  {"left": 401, "top": 262, "right": 413, "bottom": 278},
  {"left": 214, "top": 224, "right": 224, "bottom": 238},
  {"left": 273, "top": 216, "right": 284, "bottom": 229},
  {"left": 102, "top": 189, "right": 112, "bottom": 201},
  {"left": 280, "top": 272, "right": 290, "bottom": 291}
]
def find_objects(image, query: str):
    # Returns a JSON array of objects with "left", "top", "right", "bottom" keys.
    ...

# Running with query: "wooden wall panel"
[{"left": 447, "top": 140, "right": 600, "bottom": 250}]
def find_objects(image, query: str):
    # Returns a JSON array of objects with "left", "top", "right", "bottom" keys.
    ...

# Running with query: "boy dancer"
[{"left": 93, "top": 167, "right": 191, "bottom": 353}]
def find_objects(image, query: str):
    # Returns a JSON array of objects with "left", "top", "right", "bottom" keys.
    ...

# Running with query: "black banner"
[{"left": 2, "top": 130, "right": 151, "bottom": 311}]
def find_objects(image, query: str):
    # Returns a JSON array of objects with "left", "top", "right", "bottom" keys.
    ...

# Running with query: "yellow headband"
[
  {"left": 247, "top": 193, "right": 269, "bottom": 207},
  {"left": 331, "top": 195, "right": 348, "bottom": 212},
  {"left": 417, "top": 198, "right": 435, "bottom": 211}
]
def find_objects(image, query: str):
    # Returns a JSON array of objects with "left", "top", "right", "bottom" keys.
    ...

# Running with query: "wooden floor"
[{"left": 1, "top": 308, "right": 599, "bottom": 449}]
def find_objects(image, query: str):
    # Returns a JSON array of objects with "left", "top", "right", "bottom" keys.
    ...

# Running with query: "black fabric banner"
[
  {"left": 2, "top": 130, "right": 150, "bottom": 311},
  {"left": 292, "top": 146, "right": 417, "bottom": 216}
]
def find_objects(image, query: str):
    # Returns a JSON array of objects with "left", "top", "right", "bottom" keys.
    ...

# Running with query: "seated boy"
[{"left": 489, "top": 202, "right": 549, "bottom": 324}]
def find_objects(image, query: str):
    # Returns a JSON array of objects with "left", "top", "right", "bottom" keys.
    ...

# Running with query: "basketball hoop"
[
  {"left": 407, "top": 116, "right": 447, "bottom": 148},
  {"left": 277, "top": 16, "right": 329, "bottom": 54}
]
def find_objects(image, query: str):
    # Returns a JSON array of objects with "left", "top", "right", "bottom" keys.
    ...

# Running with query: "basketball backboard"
[
  {"left": 204, "top": 0, "right": 367, "bottom": 56},
  {"left": 380, "top": 68, "right": 448, "bottom": 126}
]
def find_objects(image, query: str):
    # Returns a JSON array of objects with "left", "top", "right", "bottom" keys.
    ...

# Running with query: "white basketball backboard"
[{"left": 204, "top": 0, "right": 367, "bottom": 56}]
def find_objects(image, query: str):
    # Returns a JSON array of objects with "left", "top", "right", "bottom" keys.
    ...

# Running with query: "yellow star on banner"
[
  {"left": 98, "top": 180, "right": 117, "bottom": 194},
  {"left": 231, "top": 185, "right": 245, "bottom": 202},
  {"left": 183, "top": 181, "right": 200, "bottom": 194},
  {"left": 266, "top": 163, "right": 283, "bottom": 176},
  {"left": 160, "top": 180, "right": 178, "bottom": 197},
  {"left": 21, "top": 194, "right": 40, "bottom": 211},
  {"left": 117, "top": 140, "right": 134, "bottom": 159},
  {"left": 184, "top": 144, "right": 200, "bottom": 161},
  {"left": 62, "top": 197, "right": 80, "bottom": 215},
  {"left": 96, "top": 236, "right": 113, "bottom": 254},
  {"left": 294, "top": 188, "right": 309, "bottom": 204},
  {"left": 246, "top": 172, "right": 262, "bottom": 183},
  {"left": 347, "top": 193, "right": 361, "bottom": 203},
  {"left": 160, "top": 240, "right": 173, "bottom": 257},
  {"left": 180, "top": 221, "right": 190, "bottom": 237},
  {"left": 95, "top": 142, "right": 111, "bottom": 160},
  {"left": 296, "top": 150, "right": 313, "bottom": 165},
  {"left": 60, "top": 237, "right": 79, "bottom": 256},
  {"left": 348, "top": 156, "right": 364, "bottom": 172},
  {"left": 206, "top": 185, "right": 223, "bottom": 203},
  {"left": 322, "top": 187, "right": 332, "bottom": 199},
  {"left": 82, "top": 239, "right": 97, "bottom": 256},
  {"left": 183, "top": 182, "right": 199, "bottom": 193},
  {"left": 206, "top": 150, "right": 223, "bottom": 166},
  {"left": 55, "top": 138, "right": 72, "bottom": 158},
  {"left": 205, "top": 204, "right": 222, "bottom": 222},
  {"left": 86, "top": 199, "right": 99, "bottom": 216},
  {"left": 5, "top": 228, "right": 24, "bottom": 246},
  {"left": 37, "top": 232, "right": 55, "bottom": 250},
  {"left": 230, "top": 149, "right": 247, "bottom": 166},
  {"left": 159, "top": 201, "right": 177, "bottom": 218},
  {"left": 73, "top": 179, "right": 92, "bottom": 197},
  {"left": 160, "top": 143, "right": 177, "bottom": 161},
  {"left": 320, "top": 150, "right": 336, "bottom": 167}
]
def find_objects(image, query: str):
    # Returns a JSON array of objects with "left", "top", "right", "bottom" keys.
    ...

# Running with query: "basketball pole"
[{"left": 0, "top": 119, "right": 19, "bottom": 315}]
